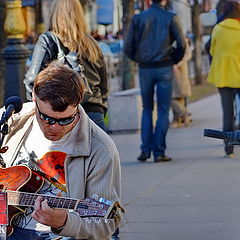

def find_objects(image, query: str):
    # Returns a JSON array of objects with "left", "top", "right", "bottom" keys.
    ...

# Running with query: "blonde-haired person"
[
  {"left": 24, "top": 0, "right": 108, "bottom": 131},
  {"left": 207, "top": 0, "right": 240, "bottom": 158}
]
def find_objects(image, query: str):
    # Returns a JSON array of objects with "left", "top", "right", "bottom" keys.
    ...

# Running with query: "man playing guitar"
[{"left": 0, "top": 62, "right": 123, "bottom": 240}]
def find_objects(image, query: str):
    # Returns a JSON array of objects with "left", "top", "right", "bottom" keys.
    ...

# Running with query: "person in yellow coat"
[{"left": 207, "top": 0, "right": 240, "bottom": 158}]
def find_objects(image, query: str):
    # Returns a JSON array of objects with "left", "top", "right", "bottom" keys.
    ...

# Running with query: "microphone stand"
[
  {"left": 0, "top": 114, "right": 8, "bottom": 240},
  {"left": 0, "top": 191, "right": 8, "bottom": 240},
  {"left": 0, "top": 97, "right": 22, "bottom": 167},
  {"left": 0, "top": 111, "right": 9, "bottom": 168},
  {"left": 0, "top": 98, "right": 22, "bottom": 240}
]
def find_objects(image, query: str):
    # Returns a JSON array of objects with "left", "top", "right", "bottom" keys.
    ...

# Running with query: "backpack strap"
[
  {"left": 46, "top": 32, "right": 80, "bottom": 70},
  {"left": 45, "top": 32, "right": 93, "bottom": 99},
  {"left": 46, "top": 31, "right": 66, "bottom": 64}
]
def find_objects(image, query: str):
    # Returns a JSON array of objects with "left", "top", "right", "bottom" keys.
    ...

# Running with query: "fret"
[
  {"left": 25, "top": 193, "right": 32, "bottom": 206},
  {"left": 62, "top": 198, "right": 67, "bottom": 209},
  {"left": 19, "top": 192, "right": 27, "bottom": 206},
  {"left": 55, "top": 197, "right": 65, "bottom": 208},
  {"left": 66, "top": 199, "right": 73, "bottom": 209},
  {"left": 63, "top": 198, "right": 69, "bottom": 209},
  {"left": 46, "top": 196, "right": 56, "bottom": 207},
  {"left": 69, "top": 200, "right": 77, "bottom": 209}
]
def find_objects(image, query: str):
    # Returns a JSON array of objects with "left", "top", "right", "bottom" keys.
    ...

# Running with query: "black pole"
[{"left": 1, "top": 39, "right": 30, "bottom": 102}]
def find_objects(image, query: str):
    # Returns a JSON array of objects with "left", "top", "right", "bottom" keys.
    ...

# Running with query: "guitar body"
[
  {"left": 0, "top": 165, "right": 44, "bottom": 236},
  {"left": 0, "top": 166, "right": 122, "bottom": 237}
]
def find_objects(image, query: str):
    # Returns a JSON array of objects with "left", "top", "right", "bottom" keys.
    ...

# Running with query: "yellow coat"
[{"left": 207, "top": 19, "right": 240, "bottom": 88}]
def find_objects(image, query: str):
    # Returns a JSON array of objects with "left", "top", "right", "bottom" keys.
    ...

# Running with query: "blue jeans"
[
  {"left": 7, "top": 227, "right": 74, "bottom": 240},
  {"left": 235, "top": 92, "right": 240, "bottom": 127},
  {"left": 87, "top": 112, "right": 106, "bottom": 132},
  {"left": 139, "top": 66, "right": 173, "bottom": 158}
]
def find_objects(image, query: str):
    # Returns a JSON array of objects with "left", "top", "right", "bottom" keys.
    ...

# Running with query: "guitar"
[{"left": 0, "top": 165, "right": 122, "bottom": 236}]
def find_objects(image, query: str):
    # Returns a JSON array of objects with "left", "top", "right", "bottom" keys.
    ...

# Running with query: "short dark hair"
[
  {"left": 223, "top": 1, "right": 240, "bottom": 18},
  {"left": 153, "top": 0, "right": 168, "bottom": 4},
  {"left": 34, "top": 61, "right": 85, "bottom": 112}
]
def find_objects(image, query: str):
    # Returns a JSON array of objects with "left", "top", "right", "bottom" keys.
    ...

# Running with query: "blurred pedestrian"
[
  {"left": 114, "top": 29, "right": 123, "bottom": 40},
  {"left": 170, "top": 37, "right": 193, "bottom": 128},
  {"left": 91, "top": 30, "right": 103, "bottom": 41},
  {"left": 207, "top": 0, "right": 240, "bottom": 158},
  {"left": 124, "top": 0, "right": 186, "bottom": 163},
  {"left": 23, "top": 0, "right": 108, "bottom": 131}
]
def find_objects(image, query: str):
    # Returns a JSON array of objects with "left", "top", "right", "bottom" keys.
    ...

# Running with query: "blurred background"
[{"left": 0, "top": 0, "right": 225, "bottom": 108}]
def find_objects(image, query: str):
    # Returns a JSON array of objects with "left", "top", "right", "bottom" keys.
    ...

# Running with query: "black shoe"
[
  {"left": 154, "top": 155, "right": 172, "bottom": 163},
  {"left": 111, "top": 228, "right": 120, "bottom": 240},
  {"left": 137, "top": 152, "right": 150, "bottom": 162}
]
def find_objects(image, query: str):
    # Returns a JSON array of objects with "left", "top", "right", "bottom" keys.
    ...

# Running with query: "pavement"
[{"left": 110, "top": 93, "right": 240, "bottom": 240}]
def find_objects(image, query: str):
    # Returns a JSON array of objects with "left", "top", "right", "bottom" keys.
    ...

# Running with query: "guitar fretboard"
[
  {"left": 7, "top": 191, "right": 78, "bottom": 210},
  {"left": 5, "top": 190, "right": 118, "bottom": 218}
]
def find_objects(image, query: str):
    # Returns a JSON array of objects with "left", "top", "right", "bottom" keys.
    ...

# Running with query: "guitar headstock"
[{"left": 77, "top": 195, "right": 125, "bottom": 219}]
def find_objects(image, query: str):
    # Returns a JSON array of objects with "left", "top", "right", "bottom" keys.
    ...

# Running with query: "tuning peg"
[
  {"left": 105, "top": 200, "right": 112, "bottom": 206},
  {"left": 83, "top": 210, "right": 90, "bottom": 215},
  {"left": 104, "top": 219, "right": 110, "bottom": 224},
  {"left": 94, "top": 217, "right": 100, "bottom": 223},
  {"left": 85, "top": 217, "right": 91, "bottom": 223},
  {"left": 99, "top": 197, "right": 106, "bottom": 203},
  {"left": 91, "top": 194, "right": 98, "bottom": 200}
]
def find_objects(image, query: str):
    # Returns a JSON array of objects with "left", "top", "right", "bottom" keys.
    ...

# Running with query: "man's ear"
[{"left": 32, "top": 91, "right": 36, "bottom": 102}]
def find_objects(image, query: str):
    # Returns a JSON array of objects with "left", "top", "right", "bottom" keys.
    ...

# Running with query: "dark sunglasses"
[{"left": 36, "top": 102, "right": 78, "bottom": 126}]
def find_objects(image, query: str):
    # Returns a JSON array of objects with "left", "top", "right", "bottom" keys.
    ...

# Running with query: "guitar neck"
[
  {"left": 7, "top": 190, "right": 78, "bottom": 210},
  {"left": 6, "top": 190, "right": 121, "bottom": 218}
]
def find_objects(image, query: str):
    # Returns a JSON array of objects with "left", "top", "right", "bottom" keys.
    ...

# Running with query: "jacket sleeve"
[
  {"left": 99, "top": 55, "right": 109, "bottom": 110},
  {"left": 176, "top": 38, "right": 192, "bottom": 67},
  {"left": 23, "top": 33, "right": 55, "bottom": 100},
  {"left": 210, "top": 27, "right": 217, "bottom": 57},
  {"left": 52, "top": 142, "right": 123, "bottom": 239},
  {"left": 124, "top": 16, "right": 137, "bottom": 62},
  {"left": 170, "top": 15, "right": 186, "bottom": 64}
]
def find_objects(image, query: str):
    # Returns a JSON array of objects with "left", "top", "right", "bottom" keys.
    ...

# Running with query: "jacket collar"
[
  {"left": 72, "top": 105, "right": 91, "bottom": 156},
  {"left": 150, "top": 2, "right": 163, "bottom": 9}
]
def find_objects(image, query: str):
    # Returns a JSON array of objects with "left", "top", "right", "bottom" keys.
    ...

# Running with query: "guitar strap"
[
  {"left": 26, "top": 150, "right": 67, "bottom": 192},
  {"left": 33, "top": 169, "right": 67, "bottom": 192}
]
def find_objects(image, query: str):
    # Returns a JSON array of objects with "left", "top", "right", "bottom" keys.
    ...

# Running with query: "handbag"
[{"left": 47, "top": 31, "right": 93, "bottom": 103}]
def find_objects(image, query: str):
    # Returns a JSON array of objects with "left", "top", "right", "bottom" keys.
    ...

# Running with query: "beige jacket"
[
  {"left": 0, "top": 102, "right": 122, "bottom": 240},
  {"left": 172, "top": 38, "right": 192, "bottom": 98}
]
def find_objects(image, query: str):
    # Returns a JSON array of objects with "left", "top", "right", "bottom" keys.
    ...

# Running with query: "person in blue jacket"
[{"left": 124, "top": 0, "right": 186, "bottom": 163}]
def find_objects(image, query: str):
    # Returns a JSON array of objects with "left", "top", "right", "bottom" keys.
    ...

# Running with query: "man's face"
[
  {"left": 160, "top": 0, "right": 167, "bottom": 7},
  {"left": 34, "top": 98, "right": 79, "bottom": 141}
]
